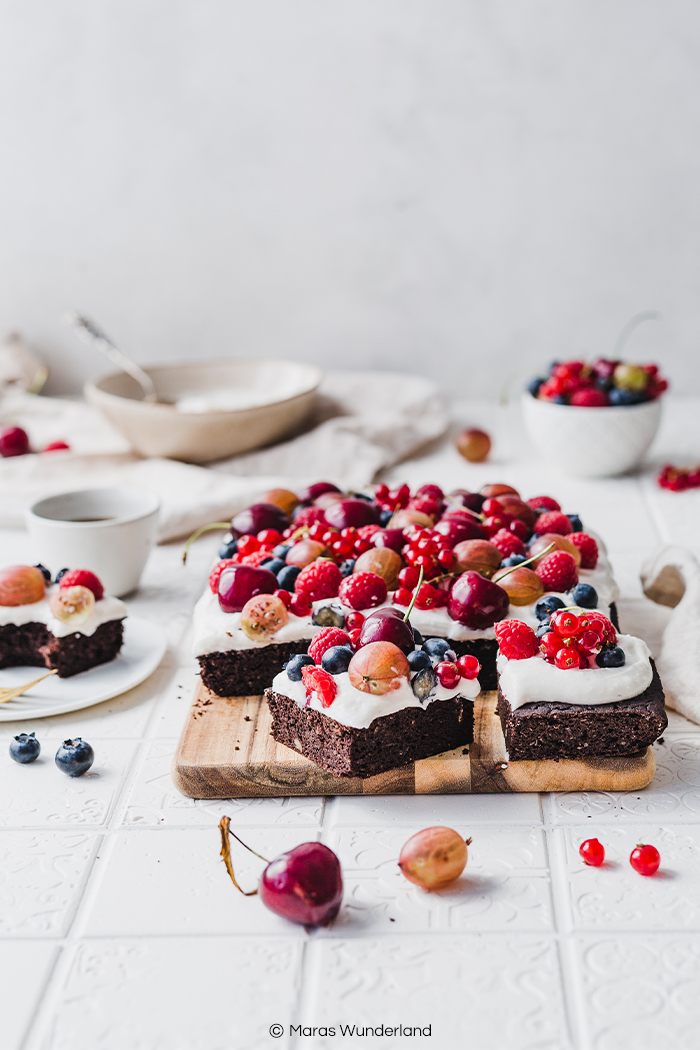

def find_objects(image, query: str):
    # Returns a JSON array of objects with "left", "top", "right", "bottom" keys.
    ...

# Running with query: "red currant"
[
  {"left": 331, "top": 540, "right": 354, "bottom": 558},
  {"left": 393, "top": 588, "right": 412, "bottom": 607},
  {"left": 551, "top": 610, "right": 580, "bottom": 638},
  {"left": 257, "top": 529, "right": 282, "bottom": 547},
  {"left": 629, "top": 843, "right": 660, "bottom": 876},
  {"left": 481, "top": 498, "right": 503, "bottom": 516},
  {"left": 322, "top": 529, "right": 339, "bottom": 544},
  {"left": 578, "top": 630, "right": 601, "bottom": 651},
  {"left": 353, "top": 539, "right": 371, "bottom": 555},
  {"left": 436, "top": 549, "right": 455, "bottom": 570},
  {"left": 375, "top": 483, "right": 389, "bottom": 500},
  {"left": 237, "top": 535, "right": 261, "bottom": 556},
  {"left": 414, "top": 583, "right": 440, "bottom": 609},
  {"left": 340, "top": 528, "right": 357, "bottom": 540},
  {"left": 508, "top": 519, "right": 529, "bottom": 541},
  {"left": 273, "top": 589, "right": 292, "bottom": 608},
  {"left": 289, "top": 593, "right": 312, "bottom": 617},
  {"left": 456, "top": 654, "right": 480, "bottom": 680},
  {"left": 579, "top": 838, "right": 605, "bottom": 866},
  {"left": 398, "top": 567, "right": 420, "bottom": 590},
  {"left": 347, "top": 627, "right": 362, "bottom": 649},
  {"left": 554, "top": 647, "right": 581, "bottom": 670},
  {"left": 308, "top": 523, "right": 326, "bottom": 541},
  {"left": 540, "top": 632, "right": 565, "bottom": 659},
  {"left": 435, "top": 661, "right": 461, "bottom": 689},
  {"left": 482, "top": 515, "right": 507, "bottom": 536}
]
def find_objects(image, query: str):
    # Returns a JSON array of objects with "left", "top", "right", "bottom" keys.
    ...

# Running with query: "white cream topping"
[
  {"left": 191, "top": 527, "right": 620, "bottom": 655},
  {"left": 271, "top": 666, "right": 481, "bottom": 730},
  {"left": 497, "top": 634, "right": 653, "bottom": 711},
  {"left": 0, "top": 587, "right": 127, "bottom": 639}
]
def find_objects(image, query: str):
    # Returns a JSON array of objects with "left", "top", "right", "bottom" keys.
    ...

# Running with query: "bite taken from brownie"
[
  {"left": 264, "top": 619, "right": 482, "bottom": 778},
  {"left": 494, "top": 611, "right": 667, "bottom": 761}
]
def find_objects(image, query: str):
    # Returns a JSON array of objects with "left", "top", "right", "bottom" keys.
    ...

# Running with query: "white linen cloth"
[{"left": 0, "top": 370, "right": 448, "bottom": 542}]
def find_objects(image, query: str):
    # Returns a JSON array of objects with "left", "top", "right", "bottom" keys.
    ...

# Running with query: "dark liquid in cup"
[{"left": 67, "top": 517, "right": 116, "bottom": 522}]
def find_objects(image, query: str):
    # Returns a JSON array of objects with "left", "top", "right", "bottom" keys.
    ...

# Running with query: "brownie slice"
[
  {"left": 0, "top": 620, "right": 124, "bottom": 678},
  {"left": 198, "top": 640, "right": 313, "bottom": 697},
  {"left": 497, "top": 659, "right": 667, "bottom": 760},
  {"left": 265, "top": 688, "right": 473, "bottom": 778}
]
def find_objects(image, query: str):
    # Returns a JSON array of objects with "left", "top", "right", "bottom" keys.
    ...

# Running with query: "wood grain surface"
[{"left": 171, "top": 681, "right": 656, "bottom": 798}]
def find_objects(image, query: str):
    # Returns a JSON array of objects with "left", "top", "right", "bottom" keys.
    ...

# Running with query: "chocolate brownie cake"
[
  {"left": 494, "top": 611, "right": 667, "bottom": 761},
  {"left": 0, "top": 565, "right": 126, "bottom": 678},
  {"left": 191, "top": 481, "right": 620, "bottom": 697},
  {"left": 264, "top": 629, "right": 481, "bottom": 778}
]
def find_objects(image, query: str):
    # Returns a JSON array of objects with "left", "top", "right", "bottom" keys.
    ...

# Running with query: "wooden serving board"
[{"left": 172, "top": 682, "right": 656, "bottom": 798}]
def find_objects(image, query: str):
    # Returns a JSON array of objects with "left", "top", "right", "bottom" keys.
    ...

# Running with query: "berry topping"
[
  {"left": 0, "top": 565, "right": 46, "bottom": 607},
  {"left": 49, "top": 585, "right": 95, "bottom": 625},
  {"left": 308, "top": 627, "right": 352, "bottom": 665},
  {"left": 579, "top": 838, "right": 605, "bottom": 866},
  {"left": 490, "top": 529, "right": 527, "bottom": 559},
  {"left": 285, "top": 654, "right": 315, "bottom": 681},
  {"left": 535, "top": 550, "right": 578, "bottom": 592},
  {"left": 629, "top": 843, "right": 660, "bottom": 876},
  {"left": 526, "top": 496, "right": 561, "bottom": 513},
  {"left": 338, "top": 571, "right": 388, "bottom": 611},
  {"left": 569, "top": 532, "right": 599, "bottom": 569},
  {"left": 301, "top": 665, "right": 337, "bottom": 708},
  {"left": 294, "top": 559, "right": 343, "bottom": 601},
  {"left": 535, "top": 595, "right": 566, "bottom": 621},
  {"left": 550, "top": 610, "right": 580, "bottom": 638},
  {"left": 411, "top": 665, "right": 438, "bottom": 700},
  {"left": 595, "top": 645, "right": 626, "bottom": 668},
  {"left": 447, "top": 571, "right": 510, "bottom": 629},
  {"left": 539, "top": 631, "right": 565, "bottom": 659},
  {"left": 34, "top": 564, "right": 52, "bottom": 582},
  {"left": 554, "top": 647, "right": 582, "bottom": 669},
  {"left": 311, "top": 604, "right": 346, "bottom": 628},
  {"left": 9, "top": 732, "right": 40, "bottom": 764},
  {"left": 289, "top": 593, "right": 312, "bottom": 617},
  {"left": 347, "top": 641, "right": 410, "bottom": 695},
  {"left": 218, "top": 565, "right": 277, "bottom": 613},
  {"left": 320, "top": 645, "right": 354, "bottom": 674},
  {"left": 58, "top": 568, "right": 105, "bottom": 601},
  {"left": 435, "top": 661, "right": 461, "bottom": 689},
  {"left": 276, "top": 564, "right": 302, "bottom": 592},
  {"left": 456, "top": 654, "right": 481, "bottom": 680},
  {"left": 55, "top": 738, "right": 94, "bottom": 777},
  {"left": 0, "top": 425, "right": 30, "bottom": 457},
  {"left": 494, "top": 620, "right": 539, "bottom": 660},
  {"left": 533, "top": 511, "right": 573, "bottom": 536},
  {"left": 240, "top": 594, "right": 289, "bottom": 641},
  {"left": 570, "top": 583, "right": 598, "bottom": 608},
  {"left": 408, "top": 650, "right": 432, "bottom": 672},
  {"left": 570, "top": 388, "right": 610, "bottom": 407}
]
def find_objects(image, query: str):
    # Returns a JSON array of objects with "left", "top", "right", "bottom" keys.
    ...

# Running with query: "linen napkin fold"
[{"left": 0, "top": 370, "right": 448, "bottom": 542}]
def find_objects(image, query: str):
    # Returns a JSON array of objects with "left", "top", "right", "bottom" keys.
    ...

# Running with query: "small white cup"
[{"left": 26, "top": 487, "right": 160, "bottom": 597}]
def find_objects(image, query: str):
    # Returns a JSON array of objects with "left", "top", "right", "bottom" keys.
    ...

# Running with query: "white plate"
[{"left": 0, "top": 617, "right": 167, "bottom": 721}]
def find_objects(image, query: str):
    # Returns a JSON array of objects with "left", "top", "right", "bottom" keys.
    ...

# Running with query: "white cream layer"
[
  {"left": 191, "top": 529, "right": 619, "bottom": 656},
  {"left": 497, "top": 634, "right": 653, "bottom": 712},
  {"left": 271, "top": 667, "right": 481, "bottom": 730},
  {"left": 0, "top": 588, "right": 127, "bottom": 639}
]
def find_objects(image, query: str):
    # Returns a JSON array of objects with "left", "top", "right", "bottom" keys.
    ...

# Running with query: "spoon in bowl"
[{"left": 64, "top": 314, "right": 158, "bottom": 402}]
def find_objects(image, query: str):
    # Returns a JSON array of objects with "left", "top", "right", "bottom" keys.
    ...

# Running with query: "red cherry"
[
  {"left": 508, "top": 519, "right": 529, "bottom": 541},
  {"left": 345, "top": 612, "right": 365, "bottom": 630},
  {"left": 481, "top": 498, "right": 502, "bottom": 517},
  {"left": 456, "top": 654, "right": 480, "bottom": 680},
  {"left": 579, "top": 838, "right": 605, "bottom": 866},
  {"left": 353, "top": 539, "right": 371, "bottom": 555},
  {"left": 630, "top": 844, "right": 661, "bottom": 876}
]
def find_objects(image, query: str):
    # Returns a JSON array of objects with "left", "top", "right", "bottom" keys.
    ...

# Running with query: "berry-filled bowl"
[
  {"left": 85, "top": 359, "right": 322, "bottom": 463},
  {"left": 522, "top": 358, "right": 666, "bottom": 477}
]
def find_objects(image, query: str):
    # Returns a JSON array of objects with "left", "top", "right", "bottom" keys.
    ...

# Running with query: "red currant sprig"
[
  {"left": 630, "top": 843, "right": 661, "bottom": 876},
  {"left": 579, "top": 838, "right": 605, "bottom": 866}
]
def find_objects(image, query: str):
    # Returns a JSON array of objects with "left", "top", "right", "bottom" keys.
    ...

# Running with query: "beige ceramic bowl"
[{"left": 84, "top": 359, "right": 322, "bottom": 463}]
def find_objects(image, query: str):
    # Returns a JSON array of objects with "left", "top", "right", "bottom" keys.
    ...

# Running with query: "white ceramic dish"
[
  {"left": 0, "top": 617, "right": 166, "bottom": 721},
  {"left": 84, "top": 358, "right": 322, "bottom": 463},
  {"left": 521, "top": 392, "right": 662, "bottom": 476}
]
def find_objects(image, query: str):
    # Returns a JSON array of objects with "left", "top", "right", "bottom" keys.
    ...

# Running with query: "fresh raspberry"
[
  {"left": 58, "top": 569, "right": 104, "bottom": 601},
  {"left": 534, "top": 511, "right": 572, "bottom": 536},
  {"left": 295, "top": 559, "right": 342, "bottom": 601},
  {"left": 292, "top": 506, "right": 327, "bottom": 530},
  {"left": 289, "top": 593, "right": 312, "bottom": 617},
  {"left": 494, "top": 620, "right": 539, "bottom": 660},
  {"left": 239, "top": 550, "right": 274, "bottom": 567},
  {"left": 301, "top": 665, "right": 337, "bottom": 708},
  {"left": 209, "top": 559, "right": 238, "bottom": 593},
  {"left": 535, "top": 550, "right": 578, "bottom": 592},
  {"left": 570, "top": 388, "right": 610, "bottom": 407},
  {"left": 338, "top": 571, "right": 388, "bottom": 610},
  {"left": 490, "top": 528, "right": 526, "bottom": 559},
  {"left": 308, "top": 626, "right": 352, "bottom": 664},
  {"left": 569, "top": 532, "right": 599, "bottom": 569},
  {"left": 526, "top": 496, "right": 561, "bottom": 513}
]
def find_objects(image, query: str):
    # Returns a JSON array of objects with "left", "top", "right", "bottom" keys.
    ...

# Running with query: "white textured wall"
[{"left": 0, "top": 1, "right": 698, "bottom": 396}]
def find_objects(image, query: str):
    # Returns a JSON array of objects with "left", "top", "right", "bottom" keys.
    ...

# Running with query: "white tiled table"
[{"left": 2, "top": 397, "right": 700, "bottom": 1050}]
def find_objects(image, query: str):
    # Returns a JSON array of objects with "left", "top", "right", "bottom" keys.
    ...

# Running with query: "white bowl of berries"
[{"left": 522, "top": 358, "right": 667, "bottom": 477}]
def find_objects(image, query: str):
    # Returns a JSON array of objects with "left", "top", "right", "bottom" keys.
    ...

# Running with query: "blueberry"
[
  {"left": 351, "top": 492, "right": 373, "bottom": 501},
  {"left": 55, "top": 738, "right": 94, "bottom": 777},
  {"left": 596, "top": 375, "right": 614, "bottom": 391},
  {"left": 339, "top": 559, "right": 356, "bottom": 577},
  {"left": 286, "top": 654, "right": 315, "bottom": 681},
  {"left": 311, "top": 605, "right": 345, "bottom": 628},
  {"left": 536, "top": 621, "right": 552, "bottom": 639},
  {"left": 54, "top": 568, "right": 69, "bottom": 583},
  {"left": 609, "top": 387, "right": 645, "bottom": 406},
  {"left": 408, "top": 650, "right": 432, "bottom": 672},
  {"left": 501, "top": 554, "right": 526, "bottom": 567},
  {"left": 567, "top": 514, "right": 583, "bottom": 533},
  {"left": 422, "top": 638, "right": 452, "bottom": 660},
  {"left": 554, "top": 395, "right": 568, "bottom": 405},
  {"left": 596, "top": 646, "right": 626, "bottom": 668},
  {"left": 571, "top": 583, "right": 598, "bottom": 609},
  {"left": 261, "top": 557, "right": 286, "bottom": 575},
  {"left": 321, "top": 645, "right": 354, "bottom": 674},
  {"left": 412, "top": 628, "right": 424, "bottom": 648},
  {"left": 272, "top": 544, "right": 290, "bottom": 560},
  {"left": 276, "top": 565, "right": 301, "bottom": 592},
  {"left": 379, "top": 509, "right": 393, "bottom": 526},
  {"left": 34, "top": 564, "right": 52, "bottom": 583},
  {"left": 535, "top": 596, "right": 566, "bottom": 621},
  {"left": 411, "top": 666, "right": 438, "bottom": 702},
  {"left": 218, "top": 536, "right": 239, "bottom": 559},
  {"left": 527, "top": 377, "right": 545, "bottom": 397},
  {"left": 292, "top": 503, "right": 311, "bottom": 520},
  {"left": 9, "top": 732, "right": 40, "bottom": 764}
]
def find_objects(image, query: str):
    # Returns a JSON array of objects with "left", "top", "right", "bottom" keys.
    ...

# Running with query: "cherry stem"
[
  {"left": 182, "top": 522, "right": 231, "bottom": 565},
  {"left": 465, "top": 837, "right": 473, "bottom": 846},
  {"left": 493, "top": 541, "right": 556, "bottom": 583},
  {"left": 612, "top": 310, "right": 659, "bottom": 359},
  {"left": 442, "top": 496, "right": 482, "bottom": 521},
  {"left": 218, "top": 817, "right": 269, "bottom": 896},
  {"left": 403, "top": 566, "right": 424, "bottom": 622}
]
